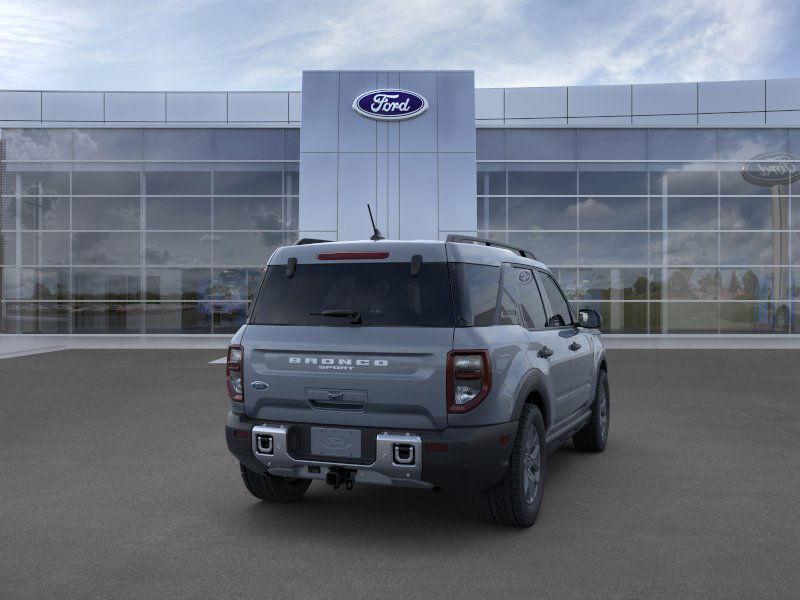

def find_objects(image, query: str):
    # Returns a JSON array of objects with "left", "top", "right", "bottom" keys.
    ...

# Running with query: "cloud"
[{"left": 0, "top": 0, "right": 796, "bottom": 90}]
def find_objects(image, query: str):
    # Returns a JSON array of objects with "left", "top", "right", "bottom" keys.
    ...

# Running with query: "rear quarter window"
[{"left": 449, "top": 263, "right": 500, "bottom": 326}]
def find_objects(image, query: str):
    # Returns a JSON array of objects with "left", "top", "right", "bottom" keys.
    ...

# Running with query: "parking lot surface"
[{"left": 1, "top": 349, "right": 799, "bottom": 600}]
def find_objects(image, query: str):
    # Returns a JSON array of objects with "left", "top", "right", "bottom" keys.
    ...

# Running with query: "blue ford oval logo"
[
  {"left": 742, "top": 152, "right": 800, "bottom": 187},
  {"left": 352, "top": 89, "right": 428, "bottom": 121}
]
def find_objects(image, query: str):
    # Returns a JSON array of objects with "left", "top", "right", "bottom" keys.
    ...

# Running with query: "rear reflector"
[
  {"left": 233, "top": 429, "right": 250, "bottom": 439},
  {"left": 425, "top": 443, "right": 449, "bottom": 453},
  {"left": 318, "top": 252, "right": 390, "bottom": 260},
  {"left": 499, "top": 434, "right": 511, "bottom": 446}
]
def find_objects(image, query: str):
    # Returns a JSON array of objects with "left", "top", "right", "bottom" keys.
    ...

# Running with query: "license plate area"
[{"left": 310, "top": 427, "right": 362, "bottom": 459}]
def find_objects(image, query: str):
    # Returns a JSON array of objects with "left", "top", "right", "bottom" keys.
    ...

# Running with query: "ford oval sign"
[
  {"left": 353, "top": 89, "right": 428, "bottom": 121},
  {"left": 741, "top": 152, "right": 800, "bottom": 187}
]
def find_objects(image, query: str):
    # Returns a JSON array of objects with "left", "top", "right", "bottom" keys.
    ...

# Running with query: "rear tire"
[
  {"left": 239, "top": 464, "right": 311, "bottom": 503},
  {"left": 572, "top": 370, "right": 609, "bottom": 452},
  {"left": 482, "top": 404, "right": 546, "bottom": 527}
]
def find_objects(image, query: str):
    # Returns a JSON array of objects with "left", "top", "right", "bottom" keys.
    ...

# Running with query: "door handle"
[
  {"left": 537, "top": 346, "right": 554, "bottom": 359},
  {"left": 569, "top": 342, "right": 582, "bottom": 351}
]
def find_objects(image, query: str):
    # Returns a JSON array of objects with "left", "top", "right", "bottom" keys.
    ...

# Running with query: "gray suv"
[{"left": 225, "top": 235, "right": 609, "bottom": 527}]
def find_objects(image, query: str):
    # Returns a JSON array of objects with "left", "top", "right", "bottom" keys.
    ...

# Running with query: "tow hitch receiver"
[{"left": 326, "top": 467, "right": 357, "bottom": 490}]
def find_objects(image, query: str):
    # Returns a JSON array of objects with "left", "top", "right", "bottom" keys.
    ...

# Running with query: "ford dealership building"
[{"left": 1, "top": 70, "right": 799, "bottom": 337}]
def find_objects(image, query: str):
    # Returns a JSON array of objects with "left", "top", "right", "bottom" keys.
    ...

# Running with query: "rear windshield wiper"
[{"left": 310, "top": 309, "right": 362, "bottom": 324}]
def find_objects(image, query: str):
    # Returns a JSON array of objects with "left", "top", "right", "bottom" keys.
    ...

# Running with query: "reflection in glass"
[
  {"left": 212, "top": 232, "right": 283, "bottom": 266},
  {"left": 73, "top": 129, "right": 141, "bottom": 160},
  {"left": 721, "top": 197, "right": 787, "bottom": 230},
  {"left": 509, "top": 197, "right": 576, "bottom": 230},
  {"left": 579, "top": 233, "right": 649, "bottom": 265},
  {"left": 507, "top": 129, "right": 575, "bottom": 160},
  {"left": 477, "top": 197, "right": 506, "bottom": 230},
  {"left": 664, "top": 302, "right": 719, "bottom": 333},
  {"left": 2, "top": 303, "right": 70, "bottom": 333},
  {"left": 144, "top": 171, "right": 211, "bottom": 195},
  {"left": 666, "top": 268, "right": 720, "bottom": 300},
  {"left": 578, "top": 197, "right": 646, "bottom": 230},
  {"left": 72, "top": 171, "right": 140, "bottom": 195},
  {"left": 212, "top": 268, "right": 263, "bottom": 301},
  {"left": 213, "top": 303, "right": 249, "bottom": 333},
  {"left": 72, "top": 303, "right": 143, "bottom": 333},
  {"left": 507, "top": 232, "right": 577, "bottom": 266},
  {"left": 477, "top": 166, "right": 506, "bottom": 195},
  {"left": 72, "top": 268, "right": 141, "bottom": 301},
  {"left": 508, "top": 169, "right": 576, "bottom": 195},
  {"left": 143, "top": 129, "right": 213, "bottom": 160},
  {"left": 476, "top": 129, "right": 505, "bottom": 160},
  {"left": 213, "top": 129, "right": 283, "bottom": 160},
  {"left": 20, "top": 196, "right": 69, "bottom": 230},
  {"left": 666, "top": 232, "right": 718, "bottom": 265},
  {"left": 145, "top": 232, "right": 212, "bottom": 266},
  {"left": 579, "top": 171, "right": 647, "bottom": 195},
  {"left": 720, "top": 232, "right": 777, "bottom": 265},
  {"left": 144, "top": 303, "right": 211, "bottom": 333},
  {"left": 213, "top": 169, "right": 282, "bottom": 195},
  {"left": 667, "top": 197, "right": 718, "bottom": 230},
  {"left": 579, "top": 301, "right": 648, "bottom": 333},
  {"left": 578, "top": 129, "right": 646, "bottom": 160},
  {"left": 577, "top": 268, "right": 649, "bottom": 300},
  {"left": 72, "top": 232, "right": 140, "bottom": 265},
  {"left": 648, "top": 129, "right": 717, "bottom": 161},
  {"left": 19, "top": 232, "right": 70, "bottom": 265},
  {"left": 145, "top": 197, "right": 211, "bottom": 230},
  {"left": 649, "top": 169, "right": 717, "bottom": 195},
  {"left": 72, "top": 197, "right": 140, "bottom": 230},
  {"left": 145, "top": 268, "right": 212, "bottom": 301},
  {"left": 213, "top": 197, "right": 283, "bottom": 230},
  {"left": 7, "top": 170, "right": 70, "bottom": 196},
  {"left": 719, "top": 302, "right": 778, "bottom": 333},
  {"left": 7, "top": 268, "right": 69, "bottom": 300}
]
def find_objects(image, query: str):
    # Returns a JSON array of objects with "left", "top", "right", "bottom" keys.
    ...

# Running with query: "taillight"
[
  {"left": 447, "top": 350, "right": 491, "bottom": 413},
  {"left": 227, "top": 344, "right": 244, "bottom": 402}
]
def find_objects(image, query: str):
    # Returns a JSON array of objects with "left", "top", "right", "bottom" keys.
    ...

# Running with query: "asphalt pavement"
[{"left": 1, "top": 349, "right": 799, "bottom": 599}]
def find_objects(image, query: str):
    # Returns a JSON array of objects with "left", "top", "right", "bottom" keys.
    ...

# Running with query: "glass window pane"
[
  {"left": 212, "top": 267, "right": 263, "bottom": 301},
  {"left": 720, "top": 168, "right": 774, "bottom": 195},
  {"left": 577, "top": 268, "right": 649, "bottom": 300},
  {"left": 213, "top": 197, "right": 284, "bottom": 230},
  {"left": 72, "top": 171, "right": 141, "bottom": 195},
  {"left": 667, "top": 197, "right": 718, "bottom": 230},
  {"left": 666, "top": 268, "right": 720, "bottom": 300},
  {"left": 580, "top": 301, "right": 648, "bottom": 334},
  {"left": 145, "top": 303, "right": 212, "bottom": 333},
  {"left": 497, "top": 265, "right": 519, "bottom": 326},
  {"left": 507, "top": 232, "right": 577, "bottom": 266},
  {"left": 6, "top": 268, "right": 69, "bottom": 300},
  {"left": 146, "top": 268, "right": 212, "bottom": 301},
  {"left": 649, "top": 169, "right": 717, "bottom": 195},
  {"left": 212, "top": 232, "right": 283, "bottom": 265},
  {"left": 507, "top": 129, "right": 576, "bottom": 160},
  {"left": 508, "top": 168, "right": 576, "bottom": 195},
  {"left": 72, "top": 232, "right": 140, "bottom": 265},
  {"left": 515, "top": 269, "right": 547, "bottom": 328},
  {"left": 72, "top": 268, "right": 141, "bottom": 300},
  {"left": 145, "top": 232, "right": 212, "bottom": 265},
  {"left": 213, "top": 170, "right": 282, "bottom": 195},
  {"left": 578, "top": 197, "right": 647, "bottom": 230},
  {"left": 73, "top": 129, "right": 141, "bottom": 160},
  {"left": 213, "top": 129, "right": 283, "bottom": 160},
  {"left": 578, "top": 129, "right": 646, "bottom": 160},
  {"left": 213, "top": 303, "right": 248, "bottom": 334},
  {"left": 579, "top": 233, "right": 649, "bottom": 265},
  {"left": 664, "top": 302, "right": 719, "bottom": 333},
  {"left": 20, "top": 196, "right": 69, "bottom": 230},
  {"left": 477, "top": 197, "right": 506, "bottom": 230},
  {"left": 144, "top": 171, "right": 211, "bottom": 195},
  {"left": 72, "top": 197, "right": 140, "bottom": 230},
  {"left": 143, "top": 129, "right": 213, "bottom": 160},
  {"left": 720, "top": 232, "right": 777, "bottom": 265},
  {"left": 1, "top": 232, "right": 16, "bottom": 264},
  {"left": 73, "top": 303, "right": 142, "bottom": 333},
  {"left": 284, "top": 163, "right": 299, "bottom": 196},
  {"left": 718, "top": 129, "right": 788, "bottom": 160},
  {"left": 508, "top": 197, "right": 576, "bottom": 230},
  {"left": 477, "top": 129, "right": 505, "bottom": 160},
  {"left": 477, "top": 165, "right": 506, "bottom": 195},
  {"left": 648, "top": 129, "right": 717, "bottom": 161},
  {"left": 719, "top": 302, "right": 779, "bottom": 333},
  {"left": 9, "top": 170, "right": 70, "bottom": 196},
  {"left": 285, "top": 129, "right": 300, "bottom": 159},
  {"left": 145, "top": 197, "right": 211, "bottom": 230},
  {"left": 650, "top": 197, "right": 663, "bottom": 230},
  {"left": 18, "top": 232, "right": 70, "bottom": 265},
  {"left": 719, "top": 267, "right": 785, "bottom": 301},
  {"left": 4, "top": 129, "right": 72, "bottom": 160},
  {"left": 666, "top": 232, "right": 718, "bottom": 265},
  {"left": 550, "top": 268, "right": 578, "bottom": 300},
  {"left": 285, "top": 197, "right": 298, "bottom": 231},
  {"left": 2, "top": 302, "right": 70, "bottom": 333},
  {"left": 1, "top": 197, "right": 17, "bottom": 227},
  {"left": 538, "top": 271, "right": 572, "bottom": 326},
  {"left": 720, "top": 197, "right": 784, "bottom": 230},
  {"left": 579, "top": 171, "right": 647, "bottom": 195}
]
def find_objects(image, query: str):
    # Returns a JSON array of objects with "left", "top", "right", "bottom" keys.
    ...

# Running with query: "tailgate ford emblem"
[
  {"left": 251, "top": 381, "right": 269, "bottom": 390},
  {"left": 353, "top": 89, "right": 428, "bottom": 121}
]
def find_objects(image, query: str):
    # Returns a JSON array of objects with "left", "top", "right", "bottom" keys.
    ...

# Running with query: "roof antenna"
[{"left": 367, "top": 204, "right": 385, "bottom": 241}]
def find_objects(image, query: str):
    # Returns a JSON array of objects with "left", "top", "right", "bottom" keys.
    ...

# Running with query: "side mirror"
[{"left": 577, "top": 308, "right": 602, "bottom": 329}]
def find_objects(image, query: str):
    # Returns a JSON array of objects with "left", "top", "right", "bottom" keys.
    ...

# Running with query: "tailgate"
[{"left": 242, "top": 325, "right": 453, "bottom": 429}]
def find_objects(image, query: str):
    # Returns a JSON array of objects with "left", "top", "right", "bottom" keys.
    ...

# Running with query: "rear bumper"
[{"left": 226, "top": 412, "right": 517, "bottom": 492}]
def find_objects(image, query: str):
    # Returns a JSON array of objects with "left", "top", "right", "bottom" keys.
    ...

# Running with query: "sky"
[{"left": 0, "top": 0, "right": 798, "bottom": 91}]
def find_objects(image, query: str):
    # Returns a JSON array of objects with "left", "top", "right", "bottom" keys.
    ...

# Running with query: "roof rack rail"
[
  {"left": 296, "top": 238, "right": 333, "bottom": 245},
  {"left": 446, "top": 234, "right": 536, "bottom": 260}
]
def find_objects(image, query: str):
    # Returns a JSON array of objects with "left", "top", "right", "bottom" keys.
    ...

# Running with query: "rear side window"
[
  {"left": 250, "top": 262, "right": 454, "bottom": 327},
  {"left": 449, "top": 263, "right": 500, "bottom": 326},
  {"left": 514, "top": 268, "right": 547, "bottom": 329},
  {"left": 538, "top": 272, "right": 573, "bottom": 327}
]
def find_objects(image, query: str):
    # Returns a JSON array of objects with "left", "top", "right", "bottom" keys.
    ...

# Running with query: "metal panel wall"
[{"left": 299, "top": 70, "right": 477, "bottom": 242}]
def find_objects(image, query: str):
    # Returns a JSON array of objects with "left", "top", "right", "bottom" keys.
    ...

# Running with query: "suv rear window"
[{"left": 250, "top": 262, "right": 454, "bottom": 327}]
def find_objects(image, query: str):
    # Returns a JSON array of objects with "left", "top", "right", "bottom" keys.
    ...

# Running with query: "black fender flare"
[{"left": 510, "top": 368, "right": 553, "bottom": 431}]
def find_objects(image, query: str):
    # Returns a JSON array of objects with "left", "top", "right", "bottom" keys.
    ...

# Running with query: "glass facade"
[
  {"left": 477, "top": 128, "right": 800, "bottom": 334},
  {"left": 0, "top": 128, "right": 299, "bottom": 334}
]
